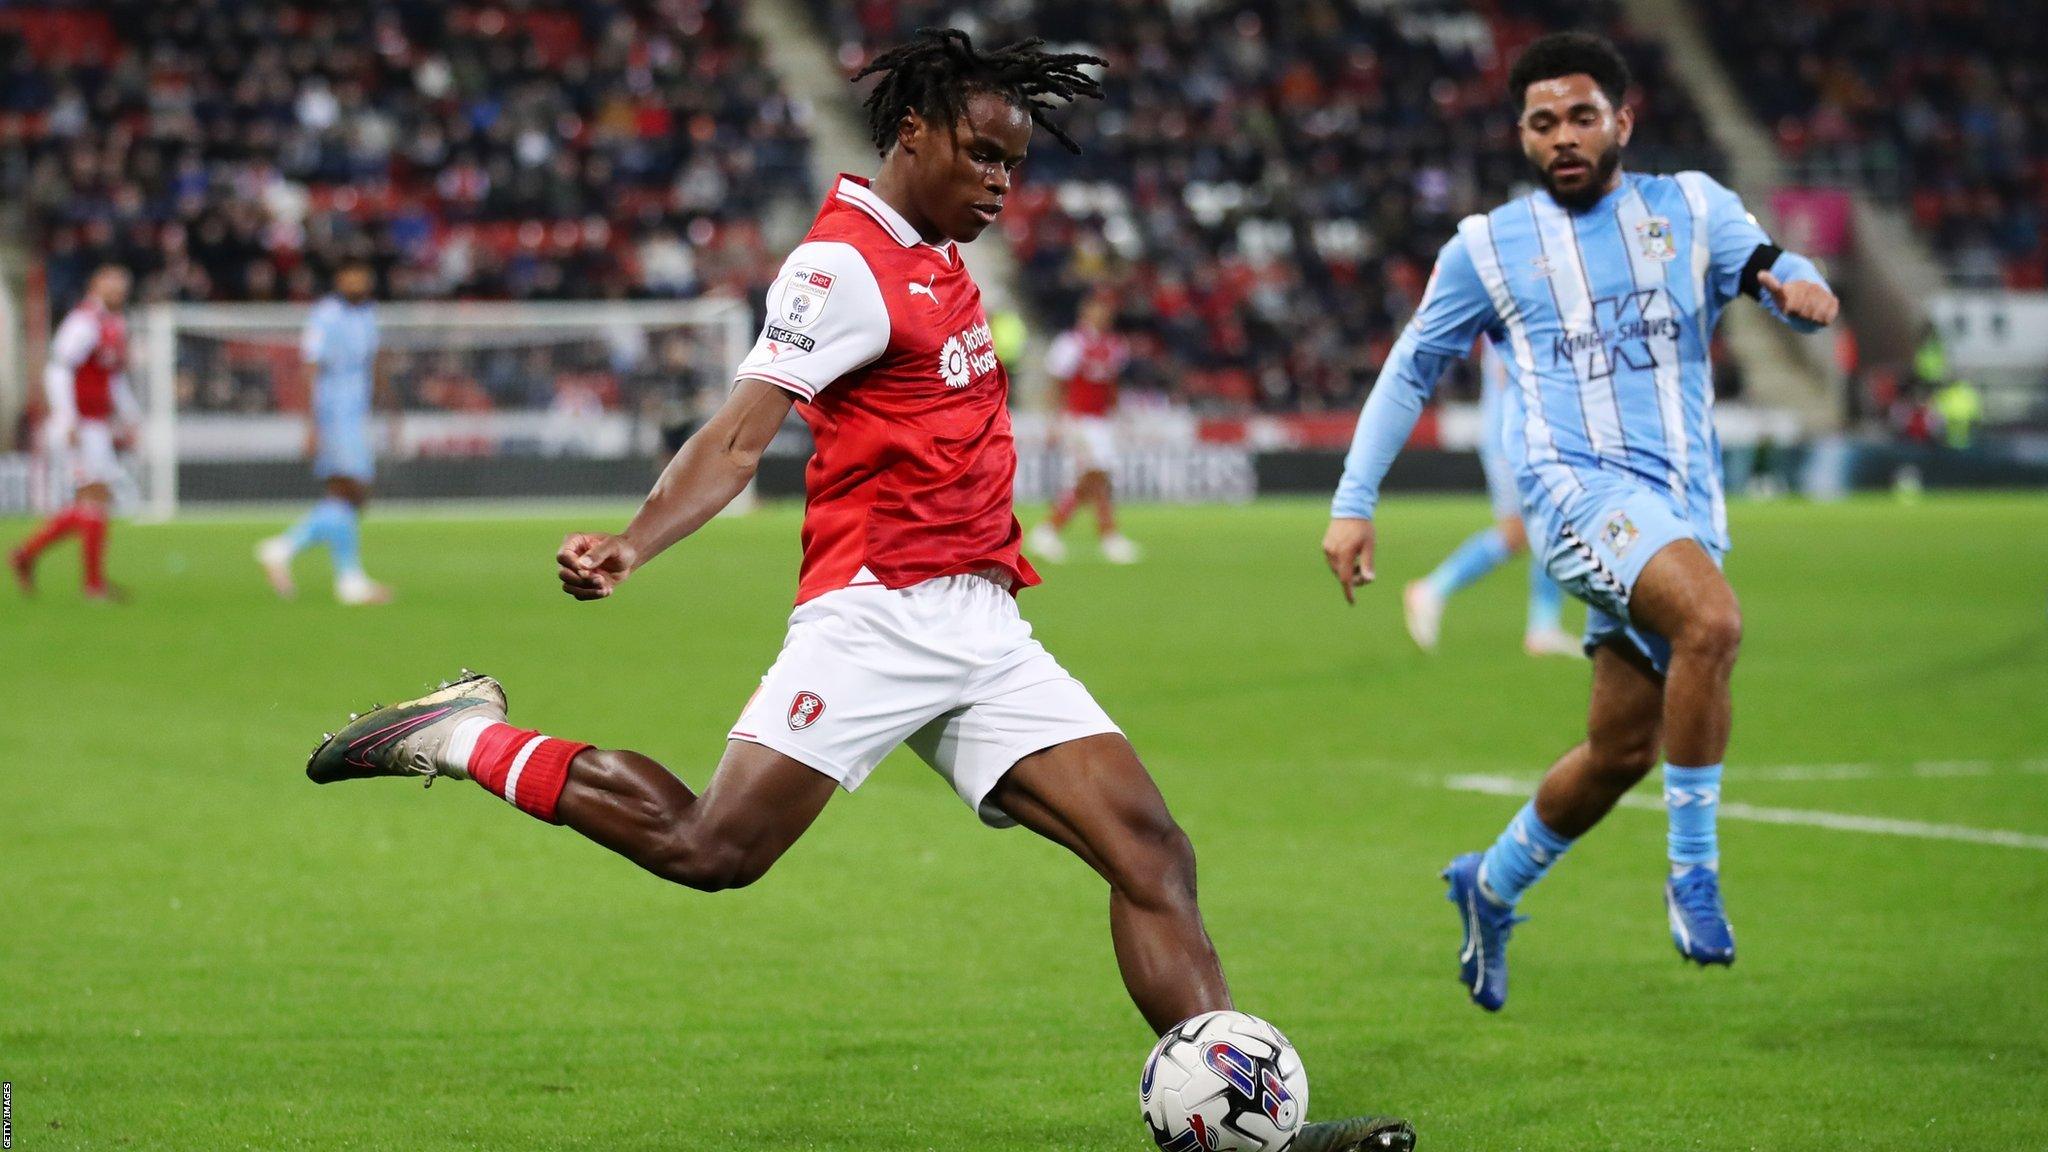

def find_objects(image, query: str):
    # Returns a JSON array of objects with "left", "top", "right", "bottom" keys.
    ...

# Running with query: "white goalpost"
[{"left": 130, "top": 298, "right": 754, "bottom": 520}]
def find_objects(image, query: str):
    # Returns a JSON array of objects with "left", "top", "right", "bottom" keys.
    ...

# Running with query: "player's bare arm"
[
  {"left": 1322, "top": 517, "right": 1377, "bottom": 605},
  {"left": 558, "top": 375, "right": 793, "bottom": 600}
]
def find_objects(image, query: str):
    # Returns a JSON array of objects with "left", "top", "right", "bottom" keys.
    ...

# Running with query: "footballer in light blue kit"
[
  {"left": 258, "top": 262, "right": 394, "bottom": 605},
  {"left": 1401, "top": 340, "right": 1579, "bottom": 658},
  {"left": 1322, "top": 34, "right": 1839, "bottom": 1010}
]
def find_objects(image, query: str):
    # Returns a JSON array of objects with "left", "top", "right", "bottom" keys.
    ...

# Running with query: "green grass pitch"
[{"left": 4, "top": 494, "right": 2045, "bottom": 1150}]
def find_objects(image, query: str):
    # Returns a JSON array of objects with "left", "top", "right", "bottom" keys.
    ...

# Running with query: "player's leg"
[
  {"left": 1093, "top": 470, "right": 1140, "bottom": 563},
  {"left": 1443, "top": 644, "right": 1662, "bottom": 1009},
  {"left": 1045, "top": 471, "right": 1088, "bottom": 533},
  {"left": 552, "top": 741, "right": 836, "bottom": 890},
  {"left": 11, "top": 494, "right": 88, "bottom": 594},
  {"left": 1074, "top": 419, "right": 1139, "bottom": 563},
  {"left": 72, "top": 481, "right": 114, "bottom": 598},
  {"left": 306, "top": 673, "right": 836, "bottom": 891},
  {"left": 985, "top": 733, "right": 1229, "bottom": 1031},
  {"left": 1506, "top": 510, "right": 1577, "bottom": 657},
  {"left": 14, "top": 427, "right": 82, "bottom": 591},
  {"left": 989, "top": 737, "right": 1415, "bottom": 1148},
  {"left": 1623, "top": 538, "right": 1741, "bottom": 963},
  {"left": 1625, "top": 539, "right": 1739, "bottom": 771},
  {"left": 1030, "top": 466, "right": 1086, "bottom": 563},
  {"left": 262, "top": 481, "right": 347, "bottom": 598},
  {"left": 1403, "top": 520, "right": 1511, "bottom": 652},
  {"left": 1529, "top": 643, "right": 1666, "bottom": 836},
  {"left": 69, "top": 421, "right": 125, "bottom": 598},
  {"left": 323, "top": 475, "right": 392, "bottom": 605}
]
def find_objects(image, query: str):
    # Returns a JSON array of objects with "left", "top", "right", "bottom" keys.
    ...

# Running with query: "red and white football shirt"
[
  {"left": 737, "top": 175, "right": 1040, "bottom": 605},
  {"left": 1045, "top": 326, "right": 1127, "bottom": 417},
  {"left": 47, "top": 300, "right": 128, "bottom": 422}
]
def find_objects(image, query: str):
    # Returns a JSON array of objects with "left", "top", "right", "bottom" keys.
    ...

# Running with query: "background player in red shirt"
[
  {"left": 303, "top": 30, "right": 1410, "bottom": 1150},
  {"left": 1029, "top": 291, "right": 1142, "bottom": 563},
  {"left": 10, "top": 264, "right": 138, "bottom": 600}
]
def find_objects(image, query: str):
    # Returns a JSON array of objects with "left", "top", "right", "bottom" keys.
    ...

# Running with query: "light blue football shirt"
[
  {"left": 1333, "top": 170, "right": 1829, "bottom": 552},
  {"left": 302, "top": 296, "right": 380, "bottom": 426}
]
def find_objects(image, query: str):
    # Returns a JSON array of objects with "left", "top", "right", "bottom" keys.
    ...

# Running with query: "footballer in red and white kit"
[
  {"left": 720, "top": 173, "right": 1127, "bottom": 811},
  {"left": 304, "top": 33, "right": 1418, "bottom": 1146},
  {"left": 1028, "top": 292, "right": 1141, "bottom": 563},
  {"left": 10, "top": 264, "right": 137, "bottom": 599}
]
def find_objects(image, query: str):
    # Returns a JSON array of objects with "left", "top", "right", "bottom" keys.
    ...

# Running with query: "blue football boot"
[
  {"left": 1665, "top": 864, "right": 1736, "bottom": 966},
  {"left": 1442, "top": 851, "right": 1523, "bottom": 1012}
]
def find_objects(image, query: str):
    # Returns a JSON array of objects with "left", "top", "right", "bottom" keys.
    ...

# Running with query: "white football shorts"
[
  {"left": 48, "top": 418, "right": 124, "bottom": 488},
  {"left": 1064, "top": 414, "right": 1119, "bottom": 472},
  {"left": 729, "top": 567, "right": 1121, "bottom": 827}
]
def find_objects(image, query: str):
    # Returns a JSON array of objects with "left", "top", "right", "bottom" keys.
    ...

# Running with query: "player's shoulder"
[
  {"left": 1652, "top": 170, "right": 1742, "bottom": 212},
  {"left": 775, "top": 238, "right": 885, "bottom": 303},
  {"left": 1450, "top": 195, "right": 1544, "bottom": 251}
]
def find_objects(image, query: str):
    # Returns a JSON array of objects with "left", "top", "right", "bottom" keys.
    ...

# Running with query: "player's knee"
[
  {"left": 1588, "top": 732, "right": 1659, "bottom": 784},
  {"left": 650, "top": 834, "right": 766, "bottom": 893},
  {"left": 1114, "top": 813, "right": 1200, "bottom": 910},
  {"left": 1678, "top": 600, "right": 1743, "bottom": 665}
]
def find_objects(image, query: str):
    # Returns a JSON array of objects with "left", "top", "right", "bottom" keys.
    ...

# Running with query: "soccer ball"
[{"left": 1141, "top": 1010, "right": 1307, "bottom": 1152}]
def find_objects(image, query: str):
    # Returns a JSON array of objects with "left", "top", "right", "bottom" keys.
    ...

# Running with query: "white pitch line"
[
  {"left": 1441, "top": 774, "right": 2048, "bottom": 853},
  {"left": 1717, "top": 760, "right": 2035, "bottom": 783}
]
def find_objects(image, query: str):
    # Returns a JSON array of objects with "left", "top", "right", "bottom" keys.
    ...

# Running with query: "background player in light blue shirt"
[
  {"left": 1401, "top": 341, "right": 1579, "bottom": 657},
  {"left": 258, "top": 261, "right": 394, "bottom": 605},
  {"left": 1320, "top": 34, "right": 1838, "bottom": 1010}
]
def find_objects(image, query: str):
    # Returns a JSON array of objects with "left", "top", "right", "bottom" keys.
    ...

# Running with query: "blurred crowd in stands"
[
  {"left": 0, "top": 0, "right": 815, "bottom": 316},
  {"left": 1699, "top": 0, "right": 2044, "bottom": 289},
  {"left": 814, "top": 0, "right": 1723, "bottom": 412},
  {"left": 7, "top": 0, "right": 2023, "bottom": 429}
]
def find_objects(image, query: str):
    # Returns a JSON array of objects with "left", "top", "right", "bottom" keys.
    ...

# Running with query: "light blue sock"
[
  {"left": 1664, "top": 763, "right": 1723, "bottom": 871},
  {"left": 1526, "top": 564, "right": 1564, "bottom": 634},
  {"left": 281, "top": 506, "right": 326, "bottom": 556},
  {"left": 1426, "top": 527, "right": 1512, "bottom": 598},
  {"left": 322, "top": 499, "right": 363, "bottom": 578},
  {"left": 1478, "top": 800, "right": 1576, "bottom": 906}
]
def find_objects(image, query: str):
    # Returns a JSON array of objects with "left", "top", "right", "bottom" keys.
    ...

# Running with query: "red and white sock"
[
  {"left": 16, "top": 504, "right": 85, "bottom": 561},
  {"left": 1047, "top": 489, "right": 1080, "bottom": 529},
  {"left": 77, "top": 503, "right": 108, "bottom": 592},
  {"left": 441, "top": 716, "right": 590, "bottom": 824}
]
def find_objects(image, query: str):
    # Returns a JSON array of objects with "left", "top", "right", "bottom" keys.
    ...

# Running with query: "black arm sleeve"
[{"left": 1739, "top": 244, "right": 1784, "bottom": 300}]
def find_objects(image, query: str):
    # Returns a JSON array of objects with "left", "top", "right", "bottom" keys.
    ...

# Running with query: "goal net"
[{"left": 129, "top": 298, "right": 752, "bottom": 519}]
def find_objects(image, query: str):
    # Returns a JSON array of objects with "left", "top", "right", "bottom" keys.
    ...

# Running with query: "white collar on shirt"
[{"left": 834, "top": 176, "right": 956, "bottom": 262}]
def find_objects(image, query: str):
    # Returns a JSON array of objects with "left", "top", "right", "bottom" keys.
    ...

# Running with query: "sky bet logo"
[{"left": 1551, "top": 289, "right": 1681, "bottom": 380}]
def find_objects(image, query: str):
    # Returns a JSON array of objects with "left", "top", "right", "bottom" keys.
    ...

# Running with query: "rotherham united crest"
[{"left": 787, "top": 691, "right": 826, "bottom": 730}]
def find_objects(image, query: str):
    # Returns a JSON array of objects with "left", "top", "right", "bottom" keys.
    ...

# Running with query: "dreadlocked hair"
[{"left": 853, "top": 27, "right": 1105, "bottom": 157}]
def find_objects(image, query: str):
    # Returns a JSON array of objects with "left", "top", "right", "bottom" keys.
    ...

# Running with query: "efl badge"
[
  {"left": 1602, "top": 510, "right": 1640, "bottom": 556},
  {"left": 780, "top": 267, "right": 834, "bottom": 329},
  {"left": 1635, "top": 216, "right": 1677, "bottom": 262},
  {"left": 787, "top": 691, "right": 825, "bottom": 731}
]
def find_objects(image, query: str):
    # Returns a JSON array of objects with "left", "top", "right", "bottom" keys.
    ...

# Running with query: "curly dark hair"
[
  {"left": 853, "top": 27, "right": 1105, "bottom": 157},
  {"left": 1507, "top": 32, "right": 1631, "bottom": 110}
]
